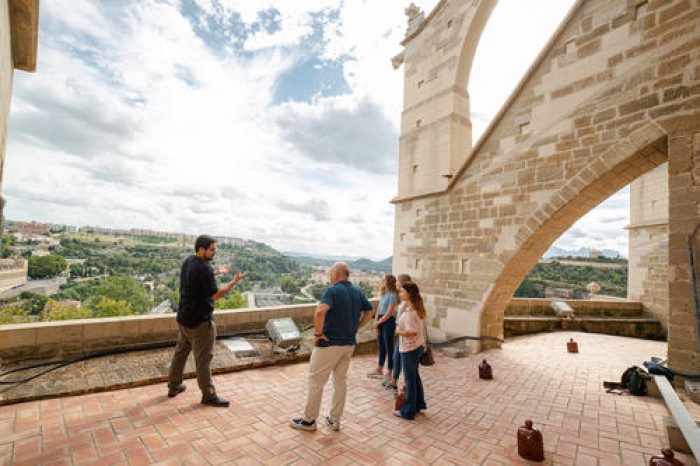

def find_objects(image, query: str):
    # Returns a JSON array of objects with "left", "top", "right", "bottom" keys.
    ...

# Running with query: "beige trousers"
[
  {"left": 168, "top": 320, "right": 217, "bottom": 398},
  {"left": 303, "top": 345, "right": 355, "bottom": 422}
]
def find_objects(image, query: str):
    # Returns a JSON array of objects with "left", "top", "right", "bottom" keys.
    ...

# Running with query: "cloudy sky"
[{"left": 5, "top": 0, "right": 629, "bottom": 260}]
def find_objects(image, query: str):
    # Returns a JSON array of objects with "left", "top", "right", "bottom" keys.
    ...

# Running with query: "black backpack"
[{"left": 621, "top": 366, "right": 649, "bottom": 396}]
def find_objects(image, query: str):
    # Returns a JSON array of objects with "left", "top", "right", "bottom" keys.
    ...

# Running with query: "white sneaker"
[{"left": 325, "top": 416, "right": 340, "bottom": 431}]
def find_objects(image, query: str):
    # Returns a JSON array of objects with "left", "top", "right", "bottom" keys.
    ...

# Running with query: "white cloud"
[{"left": 5, "top": 0, "right": 629, "bottom": 261}]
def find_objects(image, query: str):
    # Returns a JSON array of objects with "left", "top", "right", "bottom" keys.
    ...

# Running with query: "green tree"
[
  {"left": 69, "top": 263, "right": 85, "bottom": 278},
  {"left": 90, "top": 276, "right": 152, "bottom": 314},
  {"left": 514, "top": 279, "right": 544, "bottom": 298},
  {"left": 280, "top": 276, "right": 301, "bottom": 294},
  {"left": 215, "top": 291, "right": 247, "bottom": 310},
  {"left": 92, "top": 297, "right": 134, "bottom": 317},
  {"left": 42, "top": 299, "right": 93, "bottom": 321},
  {"left": 309, "top": 282, "right": 327, "bottom": 300},
  {"left": 19, "top": 292, "right": 49, "bottom": 315},
  {"left": 0, "top": 302, "right": 31, "bottom": 324},
  {"left": 1, "top": 237, "right": 12, "bottom": 258},
  {"left": 28, "top": 254, "right": 67, "bottom": 279},
  {"left": 357, "top": 281, "right": 374, "bottom": 298}
]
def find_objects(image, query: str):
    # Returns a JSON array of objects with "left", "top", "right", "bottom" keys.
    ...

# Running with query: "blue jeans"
[
  {"left": 399, "top": 346, "right": 426, "bottom": 420},
  {"left": 377, "top": 316, "right": 395, "bottom": 370},
  {"left": 391, "top": 343, "right": 401, "bottom": 381}
]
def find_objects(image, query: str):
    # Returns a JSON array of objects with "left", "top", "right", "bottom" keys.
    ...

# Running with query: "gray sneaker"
[
  {"left": 325, "top": 416, "right": 340, "bottom": 431},
  {"left": 290, "top": 418, "right": 316, "bottom": 431}
]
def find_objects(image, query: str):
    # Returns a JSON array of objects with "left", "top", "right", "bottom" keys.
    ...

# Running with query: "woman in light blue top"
[{"left": 367, "top": 274, "right": 398, "bottom": 380}]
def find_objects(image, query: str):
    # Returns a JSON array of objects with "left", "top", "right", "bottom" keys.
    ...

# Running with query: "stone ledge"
[{"left": 504, "top": 315, "right": 664, "bottom": 339}]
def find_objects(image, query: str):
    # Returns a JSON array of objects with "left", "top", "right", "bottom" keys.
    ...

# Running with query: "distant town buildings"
[
  {"left": 5, "top": 221, "right": 248, "bottom": 247},
  {"left": 77, "top": 225, "right": 247, "bottom": 246},
  {"left": 588, "top": 250, "right": 603, "bottom": 259},
  {"left": 309, "top": 266, "right": 382, "bottom": 290}
]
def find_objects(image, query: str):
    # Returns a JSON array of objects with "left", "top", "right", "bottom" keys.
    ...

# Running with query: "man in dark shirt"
[
  {"left": 167, "top": 234, "right": 248, "bottom": 407},
  {"left": 290, "top": 262, "right": 374, "bottom": 431}
]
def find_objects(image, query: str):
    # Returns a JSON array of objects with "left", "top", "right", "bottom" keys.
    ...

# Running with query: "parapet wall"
[
  {"left": 0, "top": 304, "right": 321, "bottom": 362},
  {"left": 506, "top": 297, "right": 642, "bottom": 316},
  {"left": 0, "top": 298, "right": 657, "bottom": 362}
]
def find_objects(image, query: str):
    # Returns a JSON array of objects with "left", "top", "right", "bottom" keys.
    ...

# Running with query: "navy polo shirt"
[{"left": 319, "top": 280, "right": 373, "bottom": 345}]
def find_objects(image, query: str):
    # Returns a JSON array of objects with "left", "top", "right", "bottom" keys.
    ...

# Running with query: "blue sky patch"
[{"left": 273, "top": 57, "right": 351, "bottom": 104}]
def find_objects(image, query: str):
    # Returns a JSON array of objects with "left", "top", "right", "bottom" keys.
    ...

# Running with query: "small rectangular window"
[
  {"left": 565, "top": 38, "right": 576, "bottom": 55},
  {"left": 415, "top": 258, "right": 421, "bottom": 270},
  {"left": 635, "top": 2, "right": 648, "bottom": 19}
]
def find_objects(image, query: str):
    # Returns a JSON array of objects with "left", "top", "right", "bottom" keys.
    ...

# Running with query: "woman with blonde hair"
[
  {"left": 368, "top": 274, "right": 398, "bottom": 380},
  {"left": 394, "top": 281, "right": 427, "bottom": 420}
]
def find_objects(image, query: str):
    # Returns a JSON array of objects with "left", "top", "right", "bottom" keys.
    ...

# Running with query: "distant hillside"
[
  {"left": 348, "top": 257, "right": 392, "bottom": 274},
  {"left": 544, "top": 245, "right": 624, "bottom": 259},
  {"left": 286, "top": 253, "right": 392, "bottom": 274},
  {"left": 515, "top": 257, "right": 628, "bottom": 299}
]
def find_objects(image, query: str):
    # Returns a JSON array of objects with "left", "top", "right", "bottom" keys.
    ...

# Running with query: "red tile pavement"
[{"left": 0, "top": 331, "right": 696, "bottom": 465}]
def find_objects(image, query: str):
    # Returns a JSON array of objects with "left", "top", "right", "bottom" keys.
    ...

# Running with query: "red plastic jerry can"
[{"left": 567, "top": 338, "right": 578, "bottom": 353}]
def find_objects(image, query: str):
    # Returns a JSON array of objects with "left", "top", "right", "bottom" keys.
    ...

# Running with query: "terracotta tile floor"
[{"left": 0, "top": 331, "right": 696, "bottom": 465}]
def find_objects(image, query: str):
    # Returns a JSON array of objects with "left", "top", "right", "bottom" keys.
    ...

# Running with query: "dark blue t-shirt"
[
  {"left": 177, "top": 255, "right": 218, "bottom": 328},
  {"left": 319, "top": 280, "right": 373, "bottom": 346}
]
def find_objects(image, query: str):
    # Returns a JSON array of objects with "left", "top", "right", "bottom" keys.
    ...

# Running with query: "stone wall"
[
  {"left": 393, "top": 0, "right": 700, "bottom": 374},
  {"left": 0, "top": 304, "right": 321, "bottom": 362},
  {"left": 0, "top": 257, "right": 26, "bottom": 291},
  {"left": 0, "top": 0, "right": 13, "bottom": 195},
  {"left": 628, "top": 164, "right": 669, "bottom": 333}
]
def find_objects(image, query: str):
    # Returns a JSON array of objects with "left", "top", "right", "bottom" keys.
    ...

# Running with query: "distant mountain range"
[
  {"left": 286, "top": 246, "right": 624, "bottom": 274},
  {"left": 544, "top": 245, "right": 624, "bottom": 259},
  {"left": 284, "top": 252, "right": 393, "bottom": 273}
]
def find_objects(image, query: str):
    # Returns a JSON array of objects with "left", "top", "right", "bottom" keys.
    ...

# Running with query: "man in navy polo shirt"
[
  {"left": 290, "top": 262, "right": 374, "bottom": 431},
  {"left": 167, "top": 234, "right": 248, "bottom": 407}
]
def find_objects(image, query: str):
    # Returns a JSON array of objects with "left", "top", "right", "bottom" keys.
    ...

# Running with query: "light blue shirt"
[{"left": 378, "top": 292, "right": 397, "bottom": 317}]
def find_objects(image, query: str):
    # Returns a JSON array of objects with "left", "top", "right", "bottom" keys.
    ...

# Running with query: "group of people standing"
[
  {"left": 290, "top": 267, "right": 429, "bottom": 429},
  {"left": 368, "top": 273, "right": 428, "bottom": 420},
  {"left": 166, "top": 234, "right": 428, "bottom": 431}
]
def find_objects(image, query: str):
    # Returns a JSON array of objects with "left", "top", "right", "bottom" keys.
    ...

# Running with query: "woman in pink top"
[{"left": 394, "top": 282, "right": 427, "bottom": 420}]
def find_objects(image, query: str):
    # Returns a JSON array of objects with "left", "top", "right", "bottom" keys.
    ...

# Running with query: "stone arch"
[
  {"left": 393, "top": 0, "right": 700, "bottom": 373},
  {"left": 480, "top": 121, "right": 668, "bottom": 345},
  {"left": 454, "top": 0, "right": 497, "bottom": 91}
]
